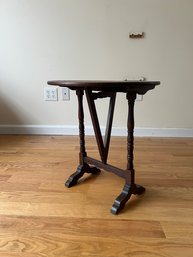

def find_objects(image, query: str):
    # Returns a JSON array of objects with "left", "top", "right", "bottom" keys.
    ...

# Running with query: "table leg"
[
  {"left": 65, "top": 90, "right": 100, "bottom": 188},
  {"left": 111, "top": 93, "right": 145, "bottom": 214}
]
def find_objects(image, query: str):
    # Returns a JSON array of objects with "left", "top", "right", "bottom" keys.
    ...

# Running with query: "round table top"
[{"left": 47, "top": 80, "right": 160, "bottom": 94}]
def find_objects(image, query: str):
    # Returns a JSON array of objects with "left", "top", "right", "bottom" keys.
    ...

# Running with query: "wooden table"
[{"left": 47, "top": 80, "right": 160, "bottom": 214}]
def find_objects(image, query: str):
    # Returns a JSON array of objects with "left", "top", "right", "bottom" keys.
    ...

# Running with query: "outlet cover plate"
[
  {"left": 61, "top": 87, "right": 70, "bottom": 101},
  {"left": 44, "top": 87, "right": 58, "bottom": 101}
]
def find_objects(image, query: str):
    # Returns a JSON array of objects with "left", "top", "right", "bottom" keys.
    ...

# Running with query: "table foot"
[
  {"left": 111, "top": 184, "right": 132, "bottom": 214},
  {"left": 111, "top": 183, "right": 146, "bottom": 215},
  {"left": 65, "top": 164, "right": 101, "bottom": 188},
  {"left": 133, "top": 184, "right": 146, "bottom": 195},
  {"left": 86, "top": 166, "right": 101, "bottom": 175}
]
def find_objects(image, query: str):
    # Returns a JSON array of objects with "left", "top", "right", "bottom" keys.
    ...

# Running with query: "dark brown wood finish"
[
  {"left": 64, "top": 89, "right": 100, "bottom": 188},
  {"left": 48, "top": 80, "right": 159, "bottom": 94},
  {"left": 85, "top": 89, "right": 116, "bottom": 163},
  {"left": 47, "top": 80, "right": 160, "bottom": 214}
]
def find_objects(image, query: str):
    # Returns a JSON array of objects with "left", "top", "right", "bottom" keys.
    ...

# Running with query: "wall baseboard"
[{"left": 0, "top": 125, "right": 193, "bottom": 137}]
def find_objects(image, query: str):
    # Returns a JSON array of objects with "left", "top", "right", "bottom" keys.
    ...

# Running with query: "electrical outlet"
[
  {"left": 44, "top": 87, "right": 58, "bottom": 101},
  {"left": 61, "top": 87, "right": 70, "bottom": 101}
]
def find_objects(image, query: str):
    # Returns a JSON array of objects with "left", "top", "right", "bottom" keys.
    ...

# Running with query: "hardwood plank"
[
  {"left": 0, "top": 216, "right": 165, "bottom": 239},
  {"left": 0, "top": 135, "right": 193, "bottom": 256},
  {"left": 0, "top": 233, "right": 193, "bottom": 257},
  {"left": 0, "top": 175, "right": 11, "bottom": 182},
  {"left": 162, "top": 221, "right": 193, "bottom": 239}
]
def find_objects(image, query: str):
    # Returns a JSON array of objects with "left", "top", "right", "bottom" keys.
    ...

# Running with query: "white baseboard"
[{"left": 0, "top": 125, "right": 193, "bottom": 137}]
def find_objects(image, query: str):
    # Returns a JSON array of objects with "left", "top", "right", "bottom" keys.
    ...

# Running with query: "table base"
[{"left": 65, "top": 160, "right": 145, "bottom": 215}]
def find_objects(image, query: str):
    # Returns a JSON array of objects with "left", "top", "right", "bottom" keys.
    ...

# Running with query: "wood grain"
[{"left": 0, "top": 135, "right": 193, "bottom": 257}]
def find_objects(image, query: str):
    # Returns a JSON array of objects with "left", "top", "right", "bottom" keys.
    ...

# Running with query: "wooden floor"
[{"left": 0, "top": 135, "right": 193, "bottom": 257}]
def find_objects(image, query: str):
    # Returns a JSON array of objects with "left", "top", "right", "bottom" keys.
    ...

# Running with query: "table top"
[{"left": 47, "top": 80, "right": 160, "bottom": 94}]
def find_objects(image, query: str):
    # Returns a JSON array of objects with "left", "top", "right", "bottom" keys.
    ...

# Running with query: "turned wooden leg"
[
  {"left": 77, "top": 89, "right": 87, "bottom": 165},
  {"left": 65, "top": 89, "right": 100, "bottom": 188},
  {"left": 111, "top": 93, "right": 145, "bottom": 214}
]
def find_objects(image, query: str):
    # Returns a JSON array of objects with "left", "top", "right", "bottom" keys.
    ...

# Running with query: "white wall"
[{"left": 0, "top": 0, "right": 193, "bottom": 135}]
